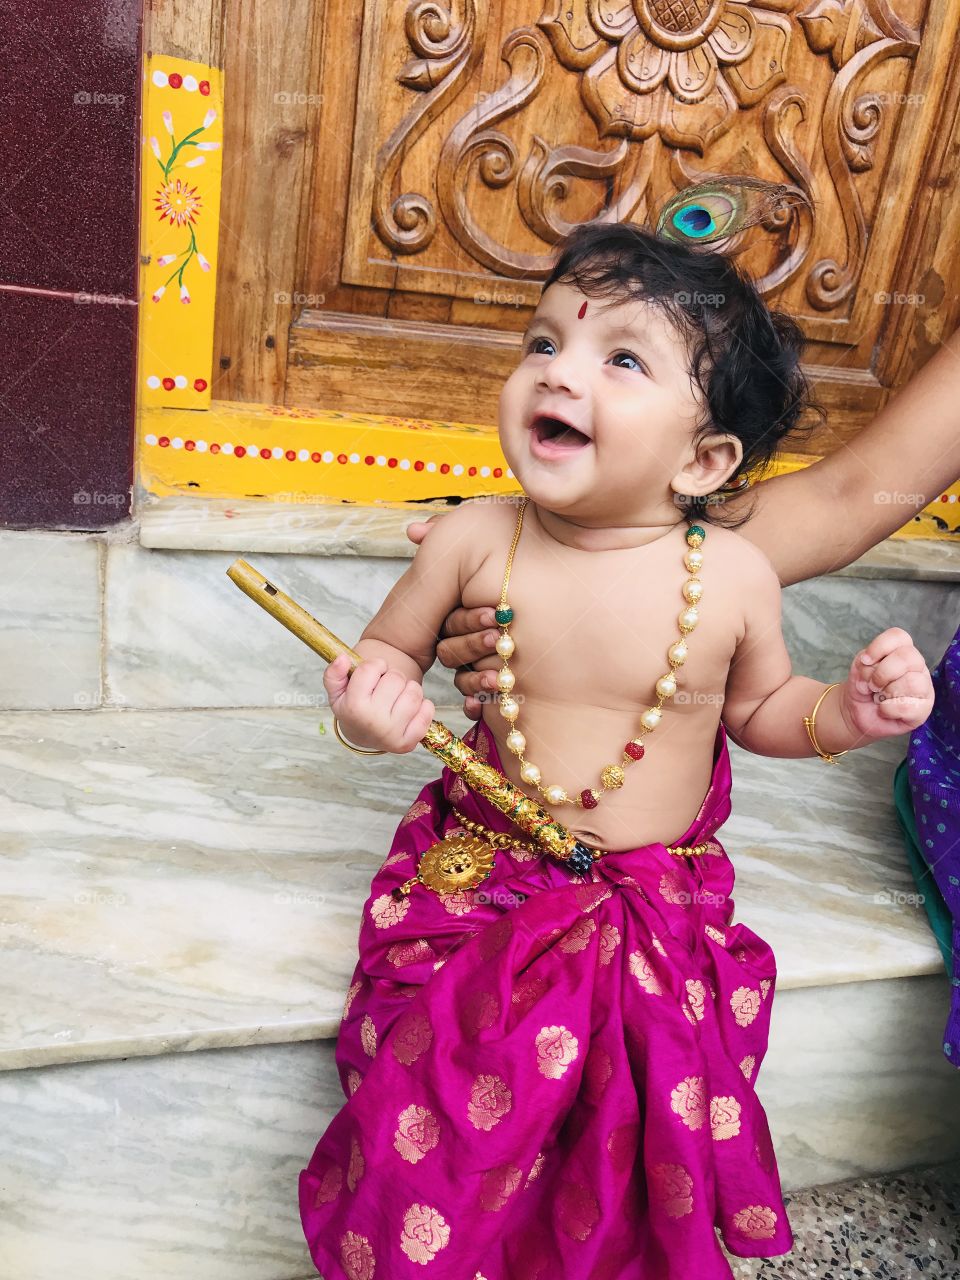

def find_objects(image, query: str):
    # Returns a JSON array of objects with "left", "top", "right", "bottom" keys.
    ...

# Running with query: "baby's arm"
[
  {"left": 722, "top": 547, "right": 934, "bottom": 757},
  {"left": 323, "top": 500, "right": 489, "bottom": 753}
]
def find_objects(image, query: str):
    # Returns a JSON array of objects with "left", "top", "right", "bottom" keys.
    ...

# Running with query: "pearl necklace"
[{"left": 494, "top": 497, "right": 706, "bottom": 811}]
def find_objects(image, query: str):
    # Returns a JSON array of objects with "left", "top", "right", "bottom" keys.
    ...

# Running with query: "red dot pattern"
[{"left": 146, "top": 436, "right": 513, "bottom": 481}]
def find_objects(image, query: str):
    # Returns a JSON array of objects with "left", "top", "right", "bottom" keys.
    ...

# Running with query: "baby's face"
[{"left": 498, "top": 282, "right": 707, "bottom": 524}]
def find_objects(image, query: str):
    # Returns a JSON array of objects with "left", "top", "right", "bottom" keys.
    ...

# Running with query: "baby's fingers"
[
  {"left": 874, "top": 694, "right": 927, "bottom": 722},
  {"left": 873, "top": 668, "right": 933, "bottom": 723},
  {"left": 323, "top": 653, "right": 356, "bottom": 705},
  {"left": 859, "top": 627, "right": 915, "bottom": 668},
  {"left": 397, "top": 697, "right": 435, "bottom": 752}
]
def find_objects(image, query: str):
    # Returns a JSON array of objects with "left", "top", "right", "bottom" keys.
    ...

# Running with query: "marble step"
[
  {"left": 5, "top": 529, "right": 960, "bottom": 712},
  {"left": 4, "top": 1034, "right": 956, "bottom": 1280},
  {"left": 2, "top": 706, "right": 959, "bottom": 1280},
  {"left": 0, "top": 704, "right": 951, "bottom": 1070}
]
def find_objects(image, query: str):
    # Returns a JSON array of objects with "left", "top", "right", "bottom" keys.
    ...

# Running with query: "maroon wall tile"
[
  {"left": 0, "top": 288, "right": 137, "bottom": 528},
  {"left": 0, "top": 0, "right": 142, "bottom": 528},
  {"left": 0, "top": 0, "right": 142, "bottom": 299}
]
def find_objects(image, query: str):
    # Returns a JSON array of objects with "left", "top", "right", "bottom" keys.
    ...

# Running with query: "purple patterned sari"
[
  {"left": 905, "top": 625, "right": 960, "bottom": 1063},
  {"left": 300, "top": 718, "right": 793, "bottom": 1278}
]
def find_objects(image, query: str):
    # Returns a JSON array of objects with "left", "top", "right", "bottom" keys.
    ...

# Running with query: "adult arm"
[{"left": 722, "top": 326, "right": 960, "bottom": 585}]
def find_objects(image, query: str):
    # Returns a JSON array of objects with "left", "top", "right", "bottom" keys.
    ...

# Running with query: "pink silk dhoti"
[{"left": 299, "top": 718, "right": 793, "bottom": 1279}]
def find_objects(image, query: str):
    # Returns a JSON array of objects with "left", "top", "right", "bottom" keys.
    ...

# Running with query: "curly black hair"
[{"left": 541, "top": 219, "right": 824, "bottom": 529}]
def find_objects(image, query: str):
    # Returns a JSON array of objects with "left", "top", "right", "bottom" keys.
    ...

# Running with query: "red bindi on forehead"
[{"left": 577, "top": 301, "right": 588, "bottom": 319}]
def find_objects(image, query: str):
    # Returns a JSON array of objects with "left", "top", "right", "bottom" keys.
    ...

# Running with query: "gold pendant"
[{"left": 417, "top": 832, "right": 497, "bottom": 894}]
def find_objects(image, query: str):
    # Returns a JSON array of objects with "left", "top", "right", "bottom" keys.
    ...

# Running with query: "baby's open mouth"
[{"left": 530, "top": 416, "right": 592, "bottom": 450}]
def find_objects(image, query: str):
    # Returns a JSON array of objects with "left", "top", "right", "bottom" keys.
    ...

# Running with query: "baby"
[
  {"left": 301, "top": 218, "right": 935, "bottom": 1280},
  {"left": 324, "top": 224, "right": 933, "bottom": 854}
]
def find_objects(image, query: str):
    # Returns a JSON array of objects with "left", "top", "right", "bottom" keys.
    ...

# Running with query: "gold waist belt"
[{"left": 393, "top": 807, "right": 711, "bottom": 899}]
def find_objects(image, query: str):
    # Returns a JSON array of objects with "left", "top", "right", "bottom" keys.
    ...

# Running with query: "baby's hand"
[
  {"left": 839, "top": 627, "right": 934, "bottom": 740},
  {"left": 323, "top": 654, "right": 435, "bottom": 753}
]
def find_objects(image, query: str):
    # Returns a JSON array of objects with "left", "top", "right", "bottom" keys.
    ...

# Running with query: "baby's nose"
[{"left": 538, "top": 353, "right": 586, "bottom": 395}]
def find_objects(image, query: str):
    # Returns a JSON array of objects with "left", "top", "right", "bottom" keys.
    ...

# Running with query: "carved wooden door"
[{"left": 288, "top": 0, "right": 960, "bottom": 452}]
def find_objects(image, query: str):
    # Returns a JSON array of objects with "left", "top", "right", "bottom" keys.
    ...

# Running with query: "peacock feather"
[{"left": 655, "top": 176, "right": 809, "bottom": 248}]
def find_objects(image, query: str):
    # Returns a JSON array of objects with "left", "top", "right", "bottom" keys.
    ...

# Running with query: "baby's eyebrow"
[{"left": 600, "top": 319, "right": 669, "bottom": 357}]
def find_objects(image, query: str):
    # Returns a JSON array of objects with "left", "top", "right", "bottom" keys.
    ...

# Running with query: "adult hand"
[{"left": 406, "top": 515, "right": 501, "bottom": 720}]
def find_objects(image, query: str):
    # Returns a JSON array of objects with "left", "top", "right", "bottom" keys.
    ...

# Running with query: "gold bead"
[
  {"left": 495, "top": 633, "right": 515, "bottom": 659},
  {"left": 682, "top": 578, "right": 703, "bottom": 604},
  {"left": 600, "top": 764, "right": 624, "bottom": 789},
  {"left": 496, "top": 667, "right": 516, "bottom": 692},
  {"left": 544, "top": 783, "right": 567, "bottom": 805},
  {"left": 498, "top": 695, "right": 520, "bottom": 721}
]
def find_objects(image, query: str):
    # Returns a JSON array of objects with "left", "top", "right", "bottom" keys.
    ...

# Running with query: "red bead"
[
  {"left": 580, "top": 789, "right": 598, "bottom": 809},
  {"left": 624, "top": 742, "right": 645, "bottom": 760}
]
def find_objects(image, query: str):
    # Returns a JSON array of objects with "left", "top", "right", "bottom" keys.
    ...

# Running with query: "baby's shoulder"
[
  {"left": 437, "top": 495, "right": 522, "bottom": 550},
  {"left": 700, "top": 523, "right": 780, "bottom": 590},
  {"left": 417, "top": 495, "right": 520, "bottom": 588}
]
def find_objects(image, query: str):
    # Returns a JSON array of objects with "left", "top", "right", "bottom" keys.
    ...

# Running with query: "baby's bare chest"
[{"left": 461, "top": 531, "right": 740, "bottom": 712}]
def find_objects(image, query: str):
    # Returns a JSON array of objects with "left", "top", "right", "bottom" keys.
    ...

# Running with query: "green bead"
[
  {"left": 686, "top": 524, "right": 706, "bottom": 544},
  {"left": 495, "top": 606, "right": 514, "bottom": 625}
]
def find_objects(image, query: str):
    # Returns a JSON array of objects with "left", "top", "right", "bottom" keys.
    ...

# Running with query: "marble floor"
[{"left": 728, "top": 1159, "right": 960, "bottom": 1278}]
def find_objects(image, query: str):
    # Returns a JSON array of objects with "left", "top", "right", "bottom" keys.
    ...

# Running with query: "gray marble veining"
[
  {"left": 0, "top": 1040, "right": 330, "bottom": 1280},
  {"left": 781, "top": 573, "right": 959, "bottom": 681},
  {"left": 0, "top": 988, "right": 957, "bottom": 1280},
  {"left": 100, "top": 538, "right": 959, "bottom": 710},
  {"left": 0, "top": 707, "right": 472, "bottom": 1069},
  {"left": 103, "top": 542, "right": 477, "bottom": 710},
  {"left": 137, "top": 495, "right": 960, "bottom": 582},
  {"left": 0, "top": 532, "right": 102, "bottom": 710},
  {"left": 0, "top": 707, "right": 945, "bottom": 1073}
]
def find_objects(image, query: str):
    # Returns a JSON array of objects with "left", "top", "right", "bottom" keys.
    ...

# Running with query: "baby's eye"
[
  {"left": 610, "top": 350, "right": 646, "bottom": 374},
  {"left": 524, "top": 336, "right": 555, "bottom": 356}
]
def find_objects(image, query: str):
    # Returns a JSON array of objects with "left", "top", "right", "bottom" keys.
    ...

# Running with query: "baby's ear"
[{"left": 674, "top": 431, "right": 743, "bottom": 497}]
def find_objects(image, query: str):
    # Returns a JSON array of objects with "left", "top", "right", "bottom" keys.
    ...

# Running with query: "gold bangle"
[
  {"left": 332, "top": 716, "right": 387, "bottom": 756},
  {"left": 802, "top": 682, "right": 849, "bottom": 764}
]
